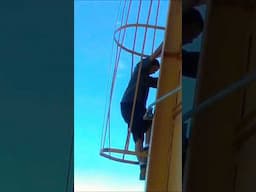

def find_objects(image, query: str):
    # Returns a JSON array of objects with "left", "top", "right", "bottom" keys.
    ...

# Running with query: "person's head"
[
  {"left": 149, "top": 59, "right": 160, "bottom": 74},
  {"left": 182, "top": 8, "right": 204, "bottom": 45}
]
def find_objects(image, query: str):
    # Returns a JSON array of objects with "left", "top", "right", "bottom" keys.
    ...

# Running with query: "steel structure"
[{"left": 101, "top": 0, "right": 256, "bottom": 191}]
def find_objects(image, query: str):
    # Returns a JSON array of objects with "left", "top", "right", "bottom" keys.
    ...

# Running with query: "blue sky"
[
  {"left": 74, "top": 1, "right": 169, "bottom": 191},
  {"left": 75, "top": 1, "right": 205, "bottom": 191}
]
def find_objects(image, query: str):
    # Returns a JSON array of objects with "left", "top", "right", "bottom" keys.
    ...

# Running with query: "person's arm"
[
  {"left": 140, "top": 57, "right": 152, "bottom": 72},
  {"left": 139, "top": 42, "right": 163, "bottom": 72},
  {"left": 150, "top": 42, "right": 163, "bottom": 60},
  {"left": 149, "top": 77, "right": 158, "bottom": 88}
]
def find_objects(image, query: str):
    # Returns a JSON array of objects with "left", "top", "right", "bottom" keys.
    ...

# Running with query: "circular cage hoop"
[
  {"left": 100, "top": 148, "right": 147, "bottom": 165},
  {"left": 100, "top": 104, "right": 182, "bottom": 165},
  {"left": 114, "top": 23, "right": 165, "bottom": 57}
]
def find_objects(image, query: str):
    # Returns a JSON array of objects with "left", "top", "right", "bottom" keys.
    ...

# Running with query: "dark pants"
[{"left": 121, "top": 102, "right": 151, "bottom": 143}]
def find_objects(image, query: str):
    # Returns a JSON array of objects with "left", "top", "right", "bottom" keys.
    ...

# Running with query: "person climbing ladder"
[{"left": 120, "top": 7, "right": 204, "bottom": 180}]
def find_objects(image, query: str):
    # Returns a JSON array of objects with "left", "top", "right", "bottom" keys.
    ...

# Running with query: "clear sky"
[
  {"left": 74, "top": 1, "right": 169, "bottom": 191},
  {"left": 74, "top": 1, "right": 205, "bottom": 191}
]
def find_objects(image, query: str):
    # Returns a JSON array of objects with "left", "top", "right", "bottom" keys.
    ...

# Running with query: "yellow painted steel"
[
  {"left": 183, "top": 1, "right": 256, "bottom": 192},
  {"left": 234, "top": 6, "right": 256, "bottom": 192},
  {"left": 145, "top": 0, "right": 182, "bottom": 191}
]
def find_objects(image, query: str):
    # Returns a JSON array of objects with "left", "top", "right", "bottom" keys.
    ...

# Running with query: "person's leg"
[
  {"left": 132, "top": 103, "right": 153, "bottom": 180},
  {"left": 144, "top": 119, "right": 152, "bottom": 150},
  {"left": 122, "top": 102, "right": 146, "bottom": 178},
  {"left": 132, "top": 133, "right": 147, "bottom": 180},
  {"left": 132, "top": 128, "right": 145, "bottom": 161},
  {"left": 132, "top": 116, "right": 148, "bottom": 180},
  {"left": 145, "top": 129, "right": 150, "bottom": 148},
  {"left": 135, "top": 139, "right": 147, "bottom": 180},
  {"left": 120, "top": 102, "right": 132, "bottom": 124},
  {"left": 135, "top": 139, "right": 143, "bottom": 160},
  {"left": 121, "top": 102, "right": 143, "bottom": 161}
]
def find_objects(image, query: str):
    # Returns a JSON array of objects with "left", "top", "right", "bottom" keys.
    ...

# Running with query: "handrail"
[{"left": 183, "top": 71, "right": 256, "bottom": 122}]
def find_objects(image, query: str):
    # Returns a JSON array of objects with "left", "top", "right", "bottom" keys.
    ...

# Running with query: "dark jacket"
[{"left": 121, "top": 57, "right": 158, "bottom": 107}]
